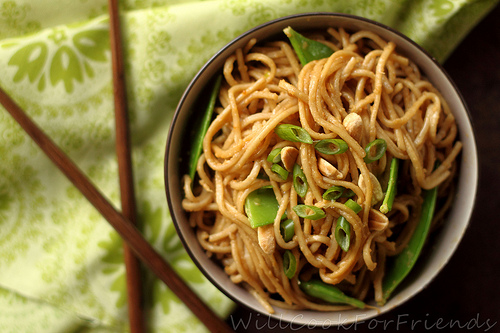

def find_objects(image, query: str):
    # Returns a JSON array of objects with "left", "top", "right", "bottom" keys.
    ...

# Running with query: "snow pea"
[
  {"left": 188, "top": 74, "right": 222, "bottom": 180},
  {"left": 380, "top": 158, "right": 400, "bottom": 214},
  {"left": 381, "top": 185, "right": 438, "bottom": 304},
  {"left": 245, "top": 186, "right": 284, "bottom": 228},
  {"left": 300, "top": 279, "right": 365, "bottom": 309},
  {"left": 284, "top": 27, "right": 334, "bottom": 65}
]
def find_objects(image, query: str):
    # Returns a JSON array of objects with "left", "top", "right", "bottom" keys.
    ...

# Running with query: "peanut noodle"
[{"left": 182, "top": 28, "right": 460, "bottom": 312}]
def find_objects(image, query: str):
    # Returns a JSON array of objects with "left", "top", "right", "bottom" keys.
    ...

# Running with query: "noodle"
[{"left": 182, "top": 27, "right": 460, "bottom": 312}]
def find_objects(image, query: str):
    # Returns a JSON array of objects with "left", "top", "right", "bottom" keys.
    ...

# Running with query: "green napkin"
[{"left": 0, "top": 0, "right": 497, "bottom": 332}]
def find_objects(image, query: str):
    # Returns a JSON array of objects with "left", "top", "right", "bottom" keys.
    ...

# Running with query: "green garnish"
[
  {"left": 363, "top": 138, "right": 387, "bottom": 163},
  {"left": 271, "top": 163, "right": 289, "bottom": 180},
  {"left": 293, "top": 164, "right": 308, "bottom": 198},
  {"left": 275, "top": 124, "right": 313, "bottom": 144},
  {"left": 293, "top": 204, "right": 325, "bottom": 220},
  {"left": 283, "top": 250, "right": 297, "bottom": 279},
  {"left": 267, "top": 147, "right": 283, "bottom": 163},
  {"left": 280, "top": 219, "right": 295, "bottom": 242},
  {"left": 323, "top": 185, "right": 344, "bottom": 201},
  {"left": 314, "top": 139, "right": 348, "bottom": 155},
  {"left": 334, "top": 199, "right": 362, "bottom": 252}
]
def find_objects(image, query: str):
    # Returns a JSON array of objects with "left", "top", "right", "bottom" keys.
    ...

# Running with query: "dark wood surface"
[{"left": 227, "top": 5, "right": 500, "bottom": 332}]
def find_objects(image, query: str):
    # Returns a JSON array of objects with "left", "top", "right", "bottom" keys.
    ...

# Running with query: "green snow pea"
[
  {"left": 245, "top": 186, "right": 284, "bottom": 228},
  {"left": 188, "top": 74, "right": 222, "bottom": 180},
  {"left": 284, "top": 27, "right": 334, "bottom": 65},
  {"left": 300, "top": 280, "right": 365, "bottom": 309},
  {"left": 381, "top": 185, "right": 438, "bottom": 304}
]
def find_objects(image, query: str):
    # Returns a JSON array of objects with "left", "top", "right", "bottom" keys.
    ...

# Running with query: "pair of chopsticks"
[{"left": 0, "top": 2, "right": 233, "bottom": 333}]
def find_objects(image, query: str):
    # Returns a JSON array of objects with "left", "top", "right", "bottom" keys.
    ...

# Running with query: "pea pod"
[
  {"left": 300, "top": 280, "right": 365, "bottom": 309},
  {"left": 284, "top": 27, "right": 334, "bottom": 65},
  {"left": 188, "top": 74, "right": 222, "bottom": 180},
  {"left": 380, "top": 158, "right": 400, "bottom": 214},
  {"left": 381, "top": 186, "right": 438, "bottom": 304},
  {"left": 244, "top": 186, "right": 281, "bottom": 228}
]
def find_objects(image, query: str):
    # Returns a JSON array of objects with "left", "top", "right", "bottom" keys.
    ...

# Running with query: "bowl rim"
[{"left": 164, "top": 11, "right": 478, "bottom": 326}]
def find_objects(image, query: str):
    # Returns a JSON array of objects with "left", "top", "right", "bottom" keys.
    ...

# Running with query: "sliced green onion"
[
  {"left": 293, "top": 205, "right": 325, "bottom": 220},
  {"left": 293, "top": 164, "right": 308, "bottom": 198},
  {"left": 344, "top": 198, "right": 362, "bottom": 214},
  {"left": 284, "top": 27, "right": 335, "bottom": 66},
  {"left": 380, "top": 158, "right": 400, "bottom": 214},
  {"left": 267, "top": 147, "right": 283, "bottom": 163},
  {"left": 283, "top": 250, "right": 297, "bottom": 279},
  {"left": 335, "top": 216, "right": 351, "bottom": 252},
  {"left": 314, "top": 139, "right": 348, "bottom": 155},
  {"left": 323, "top": 185, "right": 344, "bottom": 201},
  {"left": 280, "top": 219, "right": 295, "bottom": 242},
  {"left": 244, "top": 186, "right": 279, "bottom": 228},
  {"left": 335, "top": 199, "right": 362, "bottom": 252},
  {"left": 271, "top": 163, "right": 289, "bottom": 180},
  {"left": 275, "top": 124, "right": 313, "bottom": 144},
  {"left": 300, "top": 280, "right": 365, "bottom": 309},
  {"left": 364, "top": 138, "right": 387, "bottom": 163},
  {"left": 341, "top": 188, "right": 356, "bottom": 198}
]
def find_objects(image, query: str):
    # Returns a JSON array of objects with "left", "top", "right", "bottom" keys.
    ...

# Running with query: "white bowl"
[{"left": 164, "top": 13, "right": 478, "bottom": 325}]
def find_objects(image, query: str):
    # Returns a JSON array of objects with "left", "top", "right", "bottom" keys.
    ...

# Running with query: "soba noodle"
[{"left": 181, "top": 27, "right": 461, "bottom": 312}]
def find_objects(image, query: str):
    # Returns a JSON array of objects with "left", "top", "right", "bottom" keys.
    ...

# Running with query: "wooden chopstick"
[
  {"left": 0, "top": 87, "right": 234, "bottom": 333},
  {"left": 107, "top": 1, "right": 144, "bottom": 332}
]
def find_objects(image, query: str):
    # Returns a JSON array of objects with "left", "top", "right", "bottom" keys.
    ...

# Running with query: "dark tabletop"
[{"left": 226, "top": 4, "right": 500, "bottom": 332}]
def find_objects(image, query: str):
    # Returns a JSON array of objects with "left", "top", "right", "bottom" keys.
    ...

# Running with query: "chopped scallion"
[
  {"left": 314, "top": 139, "right": 348, "bottom": 155},
  {"left": 335, "top": 216, "right": 351, "bottom": 252},
  {"left": 364, "top": 138, "right": 387, "bottom": 163},
  {"left": 271, "top": 163, "right": 289, "bottom": 180},
  {"left": 283, "top": 250, "right": 297, "bottom": 279},
  {"left": 344, "top": 199, "right": 362, "bottom": 214},
  {"left": 267, "top": 147, "right": 283, "bottom": 163},
  {"left": 293, "top": 204, "right": 325, "bottom": 220},
  {"left": 293, "top": 164, "right": 308, "bottom": 198},
  {"left": 323, "top": 185, "right": 344, "bottom": 201},
  {"left": 280, "top": 219, "right": 295, "bottom": 242},
  {"left": 335, "top": 199, "right": 362, "bottom": 252},
  {"left": 275, "top": 124, "right": 313, "bottom": 144},
  {"left": 341, "top": 188, "right": 356, "bottom": 198}
]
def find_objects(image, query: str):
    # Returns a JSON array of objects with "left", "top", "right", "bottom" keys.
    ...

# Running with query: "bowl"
[{"left": 164, "top": 12, "right": 478, "bottom": 325}]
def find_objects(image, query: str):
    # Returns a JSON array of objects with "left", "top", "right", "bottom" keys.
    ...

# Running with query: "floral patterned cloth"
[{"left": 0, "top": 0, "right": 497, "bottom": 332}]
